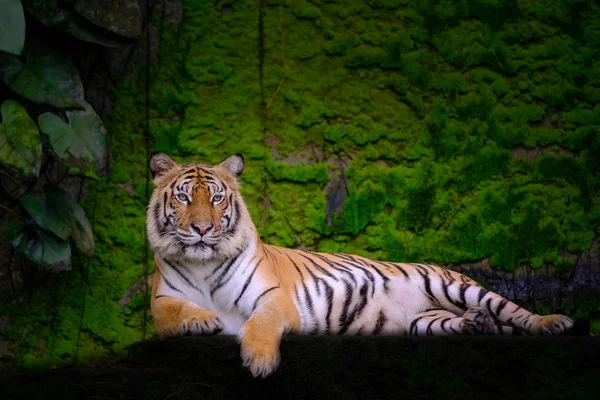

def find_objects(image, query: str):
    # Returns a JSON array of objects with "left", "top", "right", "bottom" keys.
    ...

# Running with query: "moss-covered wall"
[{"left": 1, "top": 0, "right": 599, "bottom": 368}]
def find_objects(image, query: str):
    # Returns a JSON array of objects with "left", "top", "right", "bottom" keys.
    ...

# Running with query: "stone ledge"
[{"left": 2, "top": 334, "right": 599, "bottom": 400}]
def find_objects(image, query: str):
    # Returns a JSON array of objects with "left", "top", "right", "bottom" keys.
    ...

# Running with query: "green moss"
[
  {"left": 292, "top": 1, "right": 322, "bottom": 20},
  {"left": 345, "top": 45, "right": 388, "bottom": 68},
  {"left": 295, "top": 100, "right": 332, "bottom": 128},
  {"left": 456, "top": 88, "right": 497, "bottom": 121},
  {"left": 265, "top": 155, "right": 329, "bottom": 183},
  {"left": 406, "top": 92, "right": 424, "bottom": 118},
  {"left": 325, "top": 35, "right": 359, "bottom": 56}
]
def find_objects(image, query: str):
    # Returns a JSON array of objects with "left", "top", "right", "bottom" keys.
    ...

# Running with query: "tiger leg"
[
  {"left": 467, "top": 288, "right": 573, "bottom": 335},
  {"left": 238, "top": 287, "right": 301, "bottom": 378},
  {"left": 418, "top": 267, "right": 573, "bottom": 335},
  {"left": 151, "top": 270, "right": 224, "bottom": 339},
  {"left": 408, "top": 308, "right": 514, "bottom": 336}
]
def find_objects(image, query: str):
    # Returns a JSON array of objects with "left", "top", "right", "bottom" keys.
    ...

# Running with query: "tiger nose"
[{"left": 190, "top": 222, "right": 213, "bottom": 236}]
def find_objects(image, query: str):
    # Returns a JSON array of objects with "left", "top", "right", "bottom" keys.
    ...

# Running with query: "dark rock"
[
  {"left": 2, "top": 335, "right": 599, "bottom": 399},
  {"left": 449, "top": 245, "right": 600, "bottom": 308}
]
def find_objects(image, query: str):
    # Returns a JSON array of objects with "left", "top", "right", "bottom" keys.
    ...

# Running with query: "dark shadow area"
[{"left": 1, "top": 327, "right": 598, "bottom": 400}]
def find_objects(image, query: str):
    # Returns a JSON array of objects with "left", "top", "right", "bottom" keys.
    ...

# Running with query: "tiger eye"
[
  {"left": 176, "top": 193, "right": 188, "bottom": 202},
  {"left": 212, "top": 194, "right": 224, "bottom": 204}
]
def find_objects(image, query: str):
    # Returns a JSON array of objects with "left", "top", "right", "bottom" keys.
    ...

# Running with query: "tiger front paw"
[
  {"left": 239, "top": 322, "right": 281, "bottom": 378},
  {"left": 158, "top": 307, "right": 224, "bottom": 339},
  {"left": 536, "top": 314, "right": 574, "bottom": 336}
]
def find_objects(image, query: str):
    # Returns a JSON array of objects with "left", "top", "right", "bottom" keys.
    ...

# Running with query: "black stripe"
[
  {"left": 158, "top": 268, "right": 184, "bottom": 294},
  {"left": 309, "top": 252, "right": 356, "bottom": 284},
  {"left": 162, "top": 192, "right": 169, "bottom": 222},
  {"left": 264, "top": 246, "right": 277, "bottom": 264},
  {"left": 222, "top": 212, "right": 231, "bottom": 226},
  {"left": 324, "top": 283, "right": 334, "bottom": 334},
  {"left": 198, "top": 167, "right": 214, "bottom": 175},
  {"left": 478, "top": 288, "right": 488, "bottom": 303},
  {"left": 301, "top": 276, "right": 316, "bottom": 318},
  {"left": 458, "top": 283, "right": 469, "bottom": 309},
  {"left": 153, "top": 202, "right": 166, "bottom": 234},
  {"left": 413, "top": 265, "right": 437, "bottom": 303},
  {"left": 440, "top": 317, "right": 452, "bottom": 332},
  {"left": 208, "top": 258, "right": 231, "bottom": 280},
  {"left": 297, "top": 251, "right": 339, "bottom": 281},
  {"left": 355, "top": 281, "right": 370, "bottom": 317},
  {"left": 338, "top": 280, "right": 369, "bottom": 335},
  {"left": 387, "top": 262, "right": 409, "bottom": 278},
  {"left": 440, "top": 275, "right": 456, "bottom": 305},
  {"left": 228, "top": 200, "right": 241, "bottom": 236},
  {"left": 369, "top": 263, "right": 391, "bottom": 294},
  {"left": 426, "top": 317, "right": 442, "bottom": 335},
  {"left": 337, "top": 279, "right": 354, "bottom": 332},
  {"left": 410, "top": 315, "right": 427, "bottom": 335},
  {"left": 495, "top": 299, "right": 509, "bottom": 317},
  {"left": 486, "top": 298, "right": 505, "bottom": 332},
  {"left": 424, "top": 307, "right": 446, "bottom": 313},
  {"left": 303, "top": 263, "right": 322, "bottom": 296},
  {"left": 442, "top": 269, "right": 453, "bottom": 280},
  {"left": 486, "top": 298, "right": 495, "bottom": 319},
  {"left": 252, "top": 285, "right": 280, "bottom": 311},
  {"left": 373, "top": 311, "right": 387, "bottom": 335},
  {"left": 154, "top": 295, "right": 167, "bottom": 300},
  {"left": 293, "top": 286, "right": 303, "bottom": 310},
  {"left": 164, "top": 259, "right": 200, "bottom": 292},
  {"left": 282, "top": 252, "right": 315, "bottom": 318},
  {"left": 234, "top": 258, "right": 263, "bottom": 306},
  {"left": 210, "top": 256, "right": 241, "bottom": 296},
  {"left": 422, "top": 264, "right": 437, "bottom": 272},
  {"left": 331, "top": 254, "right": 376, "bottom": 296}
]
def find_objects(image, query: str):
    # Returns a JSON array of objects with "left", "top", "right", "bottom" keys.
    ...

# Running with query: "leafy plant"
[
  {"left": 0, "top": 0, "right": 26, "bottom": 55},
  {"left": 0, "top": 100, "right": 41, "bottom": 176},
  {"left": 0, "top": 0, "right": 141, "bottom": 270}
]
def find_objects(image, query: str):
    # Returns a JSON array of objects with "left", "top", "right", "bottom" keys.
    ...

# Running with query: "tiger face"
[{"left": 147, "top": 153, "right": 252, "bottom": 261}]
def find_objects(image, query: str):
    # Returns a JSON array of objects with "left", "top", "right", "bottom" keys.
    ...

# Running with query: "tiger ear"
[
  {"left": 218, "top": 154, "right": 244, "bottom": 177},
  {"left": 150, "top": 152, "right": 177, "bottom": 179}
]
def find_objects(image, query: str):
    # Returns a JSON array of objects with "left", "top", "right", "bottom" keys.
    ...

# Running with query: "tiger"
[{"left": 146, "top": 152, "right": 574, "bottom": 378}]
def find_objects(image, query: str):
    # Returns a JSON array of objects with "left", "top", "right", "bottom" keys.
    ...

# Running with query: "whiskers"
[{"left": 175, "top": 229, "right": 222, "bottom": 247}]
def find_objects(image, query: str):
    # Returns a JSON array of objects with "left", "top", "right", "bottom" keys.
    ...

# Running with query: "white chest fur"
[{"left": 155, "top": 244, "right": 260, "bottom": 335}]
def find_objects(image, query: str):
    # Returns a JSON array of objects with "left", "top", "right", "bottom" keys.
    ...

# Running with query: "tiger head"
[{"left": 146, "top": 153, "right": 254, "bottom": 262}]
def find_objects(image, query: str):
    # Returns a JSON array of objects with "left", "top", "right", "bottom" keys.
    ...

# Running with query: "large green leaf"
[
  {"left": 75, "top": 0, "right": 142, "bottom": 39},
  {"left": 3, "top": 220, "right": 71, "bottom": 270},
  {"left": 0, "top": 42, "right": 85, "bottom": 108},
  {"left": 44, "top": 185, "right": 94, "bottom": 256},
  {"left": 0, "top": 100, "right": 42, "bottom": 176},
  {"left": 0, "top": 0, "right": 26, "bottom": 55},
  {"left": 20, "top": 194, "right": 72, "bottom": 240},
  {"left": 38, "top": 103, "right": 107, "bottom": 174},
  {"left": 18, "top": 186, "right": 95, "bottom": 256},
  {"left": 23, "top": 1, "right": 136, "bottom": 47}
]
